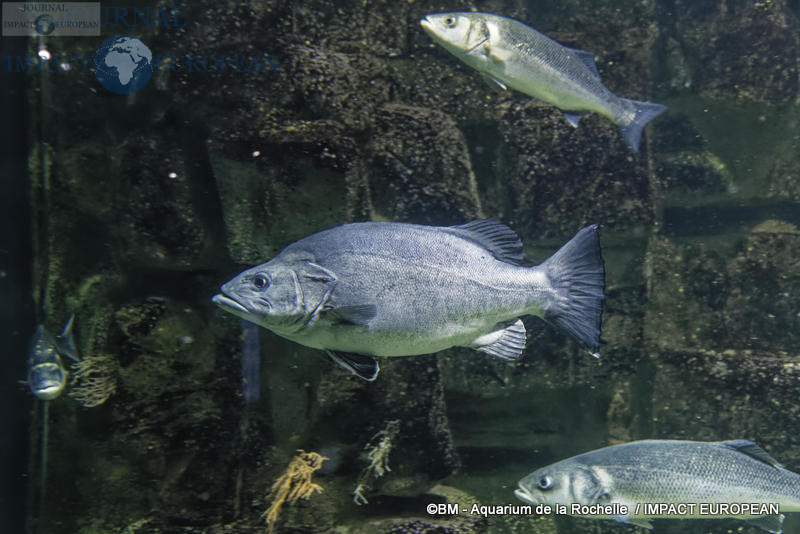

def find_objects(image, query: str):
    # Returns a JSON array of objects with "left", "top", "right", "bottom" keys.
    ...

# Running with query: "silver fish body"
[
  {"left": 26, "top": 315, "right": 79, "bottom": 400},
  {"left": 213, "top": 220, "right": 604, "bottom": 381},
  {"left": 420, "top": 12, "right": 666, "bottom": 151},
  {"left": 516, "top": 439, "right": 800, "bottom": 533}
]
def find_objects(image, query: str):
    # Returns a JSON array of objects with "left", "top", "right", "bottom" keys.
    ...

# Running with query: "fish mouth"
[
  {"left": 514, "top": 485, "right": 538, "bottom": 505},
  {"left": 212, "top": 294, "right": 249, "bottom": 315},
  {"left": 419, "top": 17, "right": 434, "bottom": 34}
]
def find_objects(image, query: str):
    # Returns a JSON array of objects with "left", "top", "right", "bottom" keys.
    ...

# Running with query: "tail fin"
[
  {"left": 619, "top": 99, "right": 666, "bottom": 152},
  {"left": 540, "top": 225, "right": 605, "bottom": 352}
]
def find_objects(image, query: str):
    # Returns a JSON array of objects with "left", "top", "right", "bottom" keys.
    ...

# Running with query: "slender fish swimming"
[
  {"left": 515, "top": 439, "right": 800, "bottom": 533},
  {"left": 420, "top": 12, "right": 666, "bottom": 151}
]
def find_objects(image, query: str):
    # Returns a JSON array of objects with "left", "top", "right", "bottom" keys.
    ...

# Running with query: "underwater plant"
[
  {"left": 353, "top": 419, "right": 400, "bottom": 505},
  {"left": 263, "top": 450, "right": 327, "bottom": 533},
  {"left": 68, "top": 355, "right": 118, "bottom": 407}
]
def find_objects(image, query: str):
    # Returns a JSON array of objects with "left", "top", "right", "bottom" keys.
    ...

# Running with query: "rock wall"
[{"left": 25, "top": 0, "right": 800, "bottom": 533}]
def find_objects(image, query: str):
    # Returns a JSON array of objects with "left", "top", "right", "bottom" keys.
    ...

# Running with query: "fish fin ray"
[
  {"left": 745, "top": 514, "right": 785, "bottom": 533},
  {"left": 618, "top": 98, "right": 667, "bottom": 152},
  {"left": 472, "top": 319, "right": 526, "bottom": 360},
  {"left": 480, "top": 73, "right": 508, "bottom": 92},
  {"left": 563, "top": 111, "right": 584, "bottom": 128},
  {"left": 541, "top": 225, "right": 604, "bottom": 351},
  {"left": 570, "top": 48, "right": 601, "bottom": 79},
  {"left": 56, "top": 314, "right": 80, "bottom": 361},
  {"left": 301, "top": 261, "right": 337, "bottom": 283},
  {"left": 448, "top": 219, "right": 524, "bottom": 264},
  {"left": 326, "top": 304, "right": 378, "bottom": 326},
  {"left": 325, "top": 350, "right": 380, "bottom": 381},
  {"left": 720, "top": 440, "right": 784, "bottom": 469}
]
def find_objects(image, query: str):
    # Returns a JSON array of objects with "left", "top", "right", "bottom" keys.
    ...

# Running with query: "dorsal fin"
[
  {"left": 721, "top": 440, "right": 784, "bottom": 469},
  {"left": 570, "top": 48, "right": 601, "bottom": 80},
  {"left": 447, "top": 219, "right": 524, "bottom": 264}
]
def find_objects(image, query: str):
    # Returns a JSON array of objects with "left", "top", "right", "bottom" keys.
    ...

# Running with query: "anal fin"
[
  {"left": 472, "top": 319, "right": 526, "bottom": 360},
  {"left": 326, "top": 350, "right": 380, "bottom": 381},
  {"left": 563, "top": 111, "right": 584, "bottom": 128}
]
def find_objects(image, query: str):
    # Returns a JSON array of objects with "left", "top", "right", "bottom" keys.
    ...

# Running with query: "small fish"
[
  {"left": 515, "top": 439, "right": 800, "bottom": 533},
  {"left": 213, "top": 220, "right": 604, "bottom": 381},
  {"left": 26, "top": 315, "right": 80, "bottom": 400},
  {"left": 420, "top": 12, "right": 666, "bottom": 151}
]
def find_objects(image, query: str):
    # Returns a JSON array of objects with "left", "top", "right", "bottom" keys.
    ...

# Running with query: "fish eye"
[
  {"left": 444, "top": 16, "right": 456, "bottom": 27},
  {"left": 538, "top": 476, "right": 553, "bottom": 490},
  {"left": 252, "top": 274, "right": 270, "bottom": 290}
]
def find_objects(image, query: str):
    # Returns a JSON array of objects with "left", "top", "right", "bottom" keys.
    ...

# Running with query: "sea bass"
[
  {"left": 213, "top": 220, "right": 604, "bottom": 381},
  {"left": 515, "top": 439, "right": 800, "bottom": 533},
  {"left": 420, "top": 12, "right": 666, "bottom": 151},
  {"left": 26, "top": 315, "right": 79, "bottom": 400}
]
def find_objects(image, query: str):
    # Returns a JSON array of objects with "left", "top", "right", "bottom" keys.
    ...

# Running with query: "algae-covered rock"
[
  {"left": 645, "top": 221, "right": 800, "bottom": 352},
  {"left": 665, "top": 0, "right": 799, "bottom": 103},
  {"left": 649, "top": 348, "right": 800, "bottom": 465},
  {"left": 210, "top": 143, "right": 362, "bottom": 265},
  {"left": 643, "top": 235, "right": 730, "bottom": 351},
  {"left": 109, "top": 116, "right": 227, "bottom": 271},
  {"left": 287, "top": 44, "right": 393, "bottom": 130},
  {"left": 725, "top": 220, "right": 800, "bottom": 351},
  {"left": 500, "top": 102, "right": 655, "bottom": 240},
  {"left": 312, "top": 357, "right": 460, "bottom": 502},
  {"left": 368, "top": 104, "right": 483, "bottom": 224}
]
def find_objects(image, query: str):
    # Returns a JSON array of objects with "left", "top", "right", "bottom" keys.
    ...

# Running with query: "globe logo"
[
  {"left": 34, "top": 14, "right": 56, "bottom": 35},
  {"left": 94, "top": 35, "right": 153, "bottom": 95}
]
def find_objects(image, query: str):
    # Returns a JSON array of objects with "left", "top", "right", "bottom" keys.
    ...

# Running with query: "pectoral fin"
[
  {"left": 745, "top": 514, "right": 785, "bottom": 533},
  {"left": 326, "top": 350, "right": 380, "bottom": 381},
  {"left": 301, "top": 261, "right": 337, "bottom": 283},
  {"left": 480, "top": 73, "right": 507, "bottom": 92},
  {"left": 472, "top": 319, "right": 526, "bottom": 360},
  {"left": 327, "top": 304, "right": 378, "bottom": 326}
]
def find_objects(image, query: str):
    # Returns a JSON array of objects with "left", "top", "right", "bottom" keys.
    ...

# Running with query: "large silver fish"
[
  {"left": 213, "top": 220, "right": 604, "bottom": 381},
  {"left": 515, "top": 439, "right": 800, "bottom": 533},
  {"left": 420, "top": 12, "right": 666, "bottom": 152},
  {"left": 26, "top": 315, "right": 79, "bottom": 400}
]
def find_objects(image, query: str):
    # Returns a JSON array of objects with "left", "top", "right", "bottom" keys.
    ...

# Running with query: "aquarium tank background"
[{"left": 2, "top": 0, "right": 800, "bottom": 533}]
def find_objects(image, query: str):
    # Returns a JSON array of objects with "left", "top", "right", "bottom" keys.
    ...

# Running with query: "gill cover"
[{"left": 569, "top": 464, "right": 609, "bottom": 504}]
